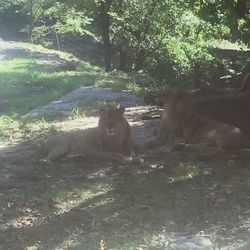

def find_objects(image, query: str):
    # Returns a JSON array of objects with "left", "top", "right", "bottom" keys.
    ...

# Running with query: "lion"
[
  {"left": 146, "top": 90, "right": 188, "bottom": 148},
  {"left": 42, "top": 105, "right": 136, "bottom": 162},
  {"left": 156, "top": 89, "right": 250, "bottom": 153}
]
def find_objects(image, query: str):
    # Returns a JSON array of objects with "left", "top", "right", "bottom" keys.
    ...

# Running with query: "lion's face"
[
  {"left": 98, "top": 105, "right": 126, "bottom": 137},
  {"left": 156, "top": 89, "right": 193, "bottom": 114}
]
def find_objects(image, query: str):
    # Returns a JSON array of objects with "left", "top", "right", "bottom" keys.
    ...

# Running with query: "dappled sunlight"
[
  {"left": 0, "top": 58, "right": 36, "bottom": 73},
  {"left": 50, "top": 231, "right": 84, "bottom": 250},
  {"left": 6, "top": 214, "right": 43, "bottom": 230},
  {"left": 0, "top": 141, "right": 24, "bottom": 158},
  {"left": 1, "top": 134, "right": 250, "bottom": 249},
  {"left": 168, "top": 162, "right": 205, "bottom": 183},
  {"left": 59, "top": 116, "right": 98, "bottom": 130},
  {"left": 52, "top": 185, "right": 114, "bottom": 214}
]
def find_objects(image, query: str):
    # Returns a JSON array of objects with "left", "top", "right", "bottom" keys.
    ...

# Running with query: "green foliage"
[
  {"left": 0, "top": 0, "right": 249, "bottom": 86},
  {"left": 0, "top": 0, "right": 96, "bottom": 44},
  {"left": 70, "top": 108, "right": 85, "bottom": 120},
  {"left": 0, "top": 114, "right": 19, "bottom": 134}
]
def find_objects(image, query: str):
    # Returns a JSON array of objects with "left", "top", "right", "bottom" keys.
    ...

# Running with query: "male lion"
[
  {"left": 156, "top": 89, "right": 250, "bottom": 152},
  {"left": 42, "top": 105, "right": 135, "bottom": 162}
]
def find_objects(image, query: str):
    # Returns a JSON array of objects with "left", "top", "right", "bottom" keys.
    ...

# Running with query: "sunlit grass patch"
[
  {"left": 0, "top": 58, "right": 101, "bottom": 116},
  {"left": 49, "top": 184, "right": 114, "bottom": 214},
  {"left": 0, "top": 114, "right": 20, "bottom": 141},
  {"left": 0, "top": 57, "right": 140, "bottom": 118},
  {"left": 0, "top": 57, "right": 36, "bottom": 73},
  {"left": 0, "top": 113, "right": 60, "bottom": 143}
]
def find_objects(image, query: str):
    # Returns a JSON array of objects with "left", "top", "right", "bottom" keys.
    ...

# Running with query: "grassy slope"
[
  {"left": 0, "top": 57, "right": 127, "bottom": 116},
  {"left": 0, "top": 44, "right": 153, "bottom": 142}
]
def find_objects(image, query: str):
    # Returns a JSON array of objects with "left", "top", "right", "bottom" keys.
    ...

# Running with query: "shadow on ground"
[{"left": 0, "top": 127, "right": 250, "bottom": 249}]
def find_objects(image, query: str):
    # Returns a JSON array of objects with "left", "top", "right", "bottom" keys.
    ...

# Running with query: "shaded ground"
[{"left": 0, "top": 107, "right": 250, "bottom": 250}]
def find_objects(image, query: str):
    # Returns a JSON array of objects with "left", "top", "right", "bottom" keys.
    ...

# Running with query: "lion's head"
[
  {"left": 156, "top": 89, "right": 192, "bottom": 113},
  {"left": 98, "top": 105, "right": 127, "bottom": 137}
]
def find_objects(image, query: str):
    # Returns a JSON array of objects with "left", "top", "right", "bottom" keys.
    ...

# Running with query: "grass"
[
  {"left": 0, "top": 58, "right": 101, "bottom": 115},
  {"left": 0, "top": 46, "right": 157, "bottom": 142},
  {"left": 0, "top": 56, "right": 155, "bottom": 117},
  {"left": 0, "top": 49, "right": 123, "bottom": 141},
  {"left": 0, "top": 54, "right": 147, "bottom": 113}
]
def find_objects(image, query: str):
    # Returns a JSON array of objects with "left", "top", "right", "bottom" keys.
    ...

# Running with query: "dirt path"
[{"left": 0, "top": 40, "right": 73, "bottom": 64}]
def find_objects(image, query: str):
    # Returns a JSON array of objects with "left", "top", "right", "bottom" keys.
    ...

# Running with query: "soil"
[{"left": 0, "top": 106, "right": 250, "bottom": 250}]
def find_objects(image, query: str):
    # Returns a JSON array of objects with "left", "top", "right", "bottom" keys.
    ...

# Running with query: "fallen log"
[{"left": 191, "top": 73, "right": 250, "bottom": 98}]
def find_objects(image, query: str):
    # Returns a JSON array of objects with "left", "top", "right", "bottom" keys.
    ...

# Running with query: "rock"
[
  {"left": 23, "top": 87, "right": 142, "bottom": 119},
  {"left": 167, "top": 235, "right": 213, "bottom": 250}
]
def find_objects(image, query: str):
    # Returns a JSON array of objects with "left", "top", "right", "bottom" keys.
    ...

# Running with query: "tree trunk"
[
  {"left": 235, "top": 0, "right": 247, "bottom": 18},
  {"left": 118, "top": 46, "right": 128, "bottom": 72},
  {"left": 98, "top": 0, "right": 112, "bottom": 72},
  {"left": 28, "top": 0, "right": 33, "bottom": 42},
  {"left": 227, "top": 0, "right": 247, "bottom": 42},
  {"left": 134, "top": 48, "right": 146, "bottom": 71}
]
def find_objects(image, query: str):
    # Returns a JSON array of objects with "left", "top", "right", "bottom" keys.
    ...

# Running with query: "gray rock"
[
  {"left": 167, "top": 235, "right": 213, "bottom": 250},
  {"left": 23, "top": 86, "right": 142, "bottom": 119}
]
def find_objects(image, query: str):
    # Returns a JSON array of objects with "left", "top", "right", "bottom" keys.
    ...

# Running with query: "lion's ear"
[{"left": 118, "top": 106, "right": 125, "bottom": 113}]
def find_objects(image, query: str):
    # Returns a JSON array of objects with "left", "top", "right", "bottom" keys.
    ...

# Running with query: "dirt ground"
[{"left": 0, "top": 106, "right": 250, "bottom": 250}]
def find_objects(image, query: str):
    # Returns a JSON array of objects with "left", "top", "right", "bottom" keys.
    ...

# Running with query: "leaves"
[{"left": 0, "top": 0, "right": 249, "bottom": 82}]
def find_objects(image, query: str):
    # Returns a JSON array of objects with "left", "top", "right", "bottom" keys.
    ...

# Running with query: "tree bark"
[
  {"left": 98, "top": 0, "right": 112, "bottom": 72},
  {"left": 192, "top": 75, "right": 250, "bottom": 137},
  {"left": 118, "top": 46, "right": 128, "bottom": 72},
  {"left": 28, "top": 0, "right": 33, "bottom": 42},
  {"left": 227, "top": 0, "right": 247, "bottom": 42},
  {"left": 134, "top": 48, "right": 146, "bottom": 70}
]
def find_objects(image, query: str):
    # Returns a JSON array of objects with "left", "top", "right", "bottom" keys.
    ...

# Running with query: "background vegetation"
[{"left": 1, "top": 0, "right": 250, "bottom": 87}]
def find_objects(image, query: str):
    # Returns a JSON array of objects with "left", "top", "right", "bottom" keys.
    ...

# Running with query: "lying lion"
[
  {"left": 156, "top": 89, "right": 250, "bottom": 153},
  {"left": 42, "top": 105, "right": 136, "bottom": 162}
]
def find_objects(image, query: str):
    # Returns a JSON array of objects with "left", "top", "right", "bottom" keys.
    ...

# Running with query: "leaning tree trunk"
[
  {"left": 193, "top": 91, "right": 250, "bottom": 137},
  {"left": 192, "top": 74, "right": 250, "bottom": 138}
]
